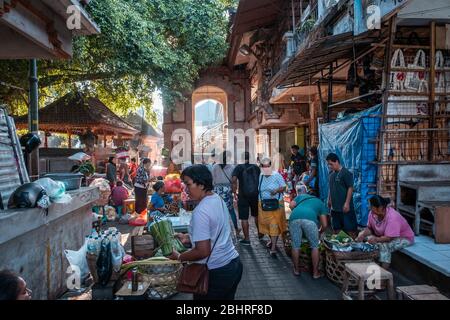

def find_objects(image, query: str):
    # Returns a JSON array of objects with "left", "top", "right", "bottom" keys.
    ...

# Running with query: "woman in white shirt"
[{"left": 169, "top": 165, "right": 243, "bottom": 300}]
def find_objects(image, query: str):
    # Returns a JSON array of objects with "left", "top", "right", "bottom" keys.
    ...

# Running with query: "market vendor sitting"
[
  {"left": 110, "top": 180, "right": 129, "bottom": 218},
  {"left": 289, "top": 185, "right": 329, "bottom": 278},
  {"left": 149, "top": 181, "right": 173, "bottom": 215},
  {"left": 356, "top": 195, "right": 414, "bottom": 269}
]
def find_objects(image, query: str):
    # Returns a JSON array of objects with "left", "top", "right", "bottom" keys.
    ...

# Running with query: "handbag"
[
  {"left": 259, "top": 175, "right": 281, "bottom": 211},
  {"left": 176, "top": 201, "right": 225, "bottom": 295}
]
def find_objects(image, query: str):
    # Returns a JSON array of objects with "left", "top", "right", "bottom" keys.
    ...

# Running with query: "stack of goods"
[
  {"left": 323, "top": 231, "right": 376, "bottom": 253},
  {"left": 89, "top": 178, "right": 111, "bottom": 206},
  {"left": 149, "top": 219, "right": 187, "bottom": 256},
  {"left": 86, "top": 227, "right": 126, "bottom": 286},
  {"left": 164, "top": 174, "right": 182, "bottom": 193},
  {"left": 323, "top": 231, "right": 379, "bottom": 286}
]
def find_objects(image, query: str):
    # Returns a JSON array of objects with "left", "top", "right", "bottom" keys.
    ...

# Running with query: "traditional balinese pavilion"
[
  {"left": 15, "top": 92, "right": 138, "bottom": 146},
  {"left": 14, "top": 92, "right": 138, "bottom": 172}
]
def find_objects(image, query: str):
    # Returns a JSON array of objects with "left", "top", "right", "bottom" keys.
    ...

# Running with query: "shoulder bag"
[
  {"left": 176, "top": 199, "right": 225, "bottom": 295},
  {"left": 259, "top": 175, "right": 281, "bottom": 211}
]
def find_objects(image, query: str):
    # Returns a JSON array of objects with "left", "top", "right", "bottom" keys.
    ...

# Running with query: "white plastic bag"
[
  {"left": 64, "top": 241, "right": 89, "bottom": 281},
  {"left": 436, "top": 51, "right": 446, "bottom": 94},
  {"left": 405, "top": 50, "right": 428, "bottom": 93},
  {"left": 390, "top": 49, "right": 406, "bottom": 91},
  {"left": 104, "top": 205, "right": 117, "bottom": 222},
  {"left": 110, "top": 237, "right": 124, "bottom": 273},
  {"left": 36, "top": 177, "right": 71, "bottom": 203}
]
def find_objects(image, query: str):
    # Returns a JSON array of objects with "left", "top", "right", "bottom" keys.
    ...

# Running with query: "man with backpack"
[{"left": 232, "top": 151, "right": 261, "bottom": 245}]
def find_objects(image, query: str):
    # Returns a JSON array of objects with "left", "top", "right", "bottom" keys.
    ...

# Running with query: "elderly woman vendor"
[{"left": 356, "top": 195, "right": 414, "bottom": 268}]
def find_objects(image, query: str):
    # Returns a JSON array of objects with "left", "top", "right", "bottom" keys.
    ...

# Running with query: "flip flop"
[
  {"left": 293, "top": 269, "right": 301, "bottom": 277},
  {"left": 313, "top": 273, "right": 325, "bottom": 280},
  {"left": 270, "top": 251, "right": 277, "bottom": 258}
]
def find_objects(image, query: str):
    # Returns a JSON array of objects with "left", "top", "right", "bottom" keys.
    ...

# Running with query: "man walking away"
[
  {"left": 326, "top": 153, "right": 357, "bottom": 237},
  {"left": 232, "top": 152, "right": 261, "bottom": 245},
  {"left": 290, "top": 145, "right": 307, "bottom": 199}
]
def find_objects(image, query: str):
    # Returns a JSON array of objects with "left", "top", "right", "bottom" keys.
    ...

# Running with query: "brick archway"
[{"left": 163, "top": 68, "right": 251, "bottom": 163}]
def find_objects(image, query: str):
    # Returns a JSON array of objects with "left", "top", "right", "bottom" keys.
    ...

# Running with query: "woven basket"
[
  {"left": 324, "top": 247, "right": 379, "bottom": 286},
  {"left": 135, "top": 261, "right": 182, "bottom": 300},
  {"left": 283, "top": 231, "right": 325, "bottom": 272}
]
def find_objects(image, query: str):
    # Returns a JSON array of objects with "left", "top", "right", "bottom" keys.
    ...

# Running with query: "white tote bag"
[
  {"left": 405, "top": 50, "right": 428, "bottom": 93},
  {"left": 436, "top": 51, "right": 446, "bottom": 94},
  {"left": 390, "top": 49, "right": 406, "bottom": 91}
]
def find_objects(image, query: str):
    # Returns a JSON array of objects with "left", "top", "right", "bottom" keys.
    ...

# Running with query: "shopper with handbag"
[
  {"left": 169, "top": 164, "right": 242, "bottom": 300},
  {"left": 258, "top": 157, "right": 288, "bottom": 258}
]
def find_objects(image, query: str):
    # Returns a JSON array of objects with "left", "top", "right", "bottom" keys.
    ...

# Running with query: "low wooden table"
[
  {"left": 396, "top": 285, "right": 449, "bottom": 300},
  {"left": 342, "top": 262, "right": 395, "bottom": 300}
]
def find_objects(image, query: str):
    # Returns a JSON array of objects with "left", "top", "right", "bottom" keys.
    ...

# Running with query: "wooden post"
[
  {"left": 44, "top": 131, "right": 48, "bottom": 148},
  {"left": 377, "top": 17, "right": 397, "bottom": 194},
  {"left": 103, "top": 131, "right": 107, "bottom": 148},
  {"left": 428, "top": 21, "right": 436, "bottom": 161},
  {"left": 68, "top": 130, "right": 72, "bottom": 149}
]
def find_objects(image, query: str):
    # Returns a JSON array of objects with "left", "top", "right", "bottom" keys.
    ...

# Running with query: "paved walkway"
[
  {"left": 169, "top": 217, "right": 342, "bottom": 300},
  {"left": 114, "top": 217, "right": 415, "bottom": 300}
]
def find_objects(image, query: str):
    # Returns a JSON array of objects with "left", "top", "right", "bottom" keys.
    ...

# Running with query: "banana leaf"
[{"left": 150, "top": 219, "right": 175, "bottom": 256}]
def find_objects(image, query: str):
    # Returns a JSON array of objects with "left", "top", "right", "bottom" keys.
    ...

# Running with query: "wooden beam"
[{"left": 428, "top": 21, "right": 436, "bottom": 161}]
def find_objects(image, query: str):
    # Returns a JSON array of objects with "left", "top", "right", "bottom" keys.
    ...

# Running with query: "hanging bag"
[
  {"left": 390, "top": 49, "right": 406, "bottom": 91},
  {"left": 436, "top": 51, "right": 446, "bottom": 94},
  {"left": 259, "top": 175, "right": 281, "bottom": 211},
  {"left": 405, "top": 49, "right": 428, "bottom": 93},
  {"left": 176, "top": 200, "right": 225, "bottom": 295}
]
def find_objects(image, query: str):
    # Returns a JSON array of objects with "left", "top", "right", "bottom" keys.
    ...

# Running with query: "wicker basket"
[
  {"left": 283, "top": 231, "right": 325, "bottom": 273},
  {"left": 122, "top": 260, "right": 182, "bottom": 300},
  {"left": 324, "top": 246, "right": 379, "bottom": 286}
]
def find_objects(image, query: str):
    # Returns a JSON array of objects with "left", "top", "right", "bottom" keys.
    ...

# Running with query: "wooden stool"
[
  {"left": 124, "top": 198, "right": 135, "bottom": 214},
  {"left": 342, "top": 262, "right": 395, "bottom": 300},
  {"left": 396, "top": 285, "right": 449, "bottom": 300}
]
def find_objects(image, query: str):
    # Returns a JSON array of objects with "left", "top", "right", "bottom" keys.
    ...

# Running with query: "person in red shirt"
[
  {"left": 129, "top": 158, "right": 138, "bottom": 183},
  {"left": 110, "top": 181, "right": 129, "bottom": 218}
]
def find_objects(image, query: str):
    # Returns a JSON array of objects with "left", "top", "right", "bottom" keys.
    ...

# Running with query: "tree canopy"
[{"left": 0, "top": 0, "right": 237, "bottom": 124}]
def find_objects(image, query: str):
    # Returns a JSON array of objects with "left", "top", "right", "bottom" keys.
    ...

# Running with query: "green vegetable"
[{"left": 150, "top": 219, "right": 183, "bottom": 256}]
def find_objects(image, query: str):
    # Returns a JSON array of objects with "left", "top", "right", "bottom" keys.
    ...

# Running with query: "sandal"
[
  {"left": 313, "top": 273, "right": 324, "bottom": 280},
  {"left": 270, "top": 251, "right": 277, "bottom": 258},
  {"left": 293, "top": 268, "right": 301, "bottom": 276}
]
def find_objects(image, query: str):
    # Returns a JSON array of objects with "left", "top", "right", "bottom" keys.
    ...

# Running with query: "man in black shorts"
[{"left": 232, "top": 152, "right": 261, "bottom": 246}]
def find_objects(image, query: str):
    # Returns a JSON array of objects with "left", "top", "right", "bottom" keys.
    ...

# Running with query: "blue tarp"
[{"left": 318, "top": 104, "right": 382, "bottom": 226}]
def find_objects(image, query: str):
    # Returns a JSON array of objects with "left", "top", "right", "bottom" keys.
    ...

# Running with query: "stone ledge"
[{"left": 0, "top": 187, "right": 99, "bottom": 244}]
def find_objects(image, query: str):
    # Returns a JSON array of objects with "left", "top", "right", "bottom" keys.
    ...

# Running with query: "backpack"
[{"left": 240, "top": 165, "right": 259, "bottom": 198}]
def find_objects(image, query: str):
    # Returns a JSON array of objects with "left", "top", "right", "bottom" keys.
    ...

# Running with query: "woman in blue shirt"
[
  {"left": 150, "top": 181, "right": 173, "bottom": 213},
  {"left": 258, "top": 157, "right": 288, "bottom": 257}
]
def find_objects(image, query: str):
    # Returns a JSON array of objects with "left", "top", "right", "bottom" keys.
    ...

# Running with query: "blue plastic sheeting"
[{"left": 318, "top": 104, "right": 382, "bottom": 226}]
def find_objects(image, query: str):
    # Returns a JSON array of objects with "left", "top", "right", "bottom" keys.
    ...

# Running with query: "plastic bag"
[
  {"left": 110, "top": 238, "right": 124, "bottom": 273},
  {"left": 64, "top": 242, "right": 89, "bottom": 281},
  {"left": 96, "top": 239, "right": 112, "bottom": 286},
  {"left": 104, "top": 205, "right": 117, "bottom": 222},
  {"left": 36, "top": 178, "right": 71, "bottom": 203},
  {"left": 128, "top": 210, "right": 148, "bottom": 226},
  {"left": 119, "top": 213, "right": 131, "bottom": 224}
]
